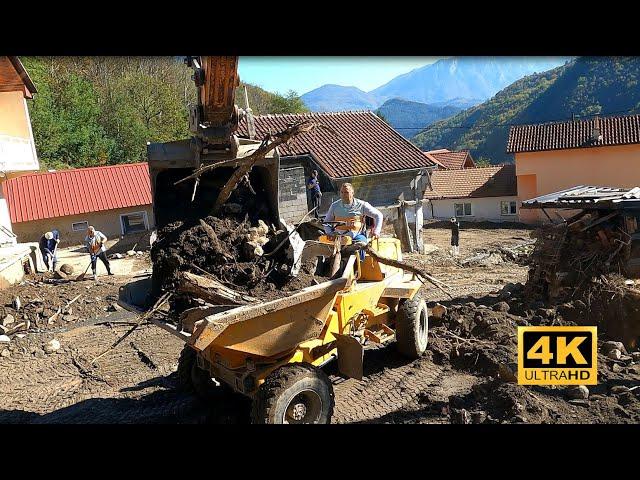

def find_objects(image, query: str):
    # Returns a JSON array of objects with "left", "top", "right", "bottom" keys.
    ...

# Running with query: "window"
[
  {"left": 72, "top": 221, "right": 88, "bottom": 232},
  {"left": 501, "top": 201, "right": 517, "bottom": 216},
  {"left": 454, "top": 203, "right": 473, "bottom": 217},
  {"left": 120, "top": 211, "right": 148, "bottom": 235}
]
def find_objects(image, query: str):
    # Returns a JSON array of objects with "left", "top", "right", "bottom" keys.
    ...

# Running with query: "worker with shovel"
[
  {"left": 84, "top": 226, "right": 113, "bottom": 280},
  {"left": 39, "top": 229, "right": 60, "bottom": 272}
]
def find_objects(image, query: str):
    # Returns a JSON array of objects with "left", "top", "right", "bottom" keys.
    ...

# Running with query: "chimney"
[{"left": 591, "top": 115, "right": 602, "bottom": 143}]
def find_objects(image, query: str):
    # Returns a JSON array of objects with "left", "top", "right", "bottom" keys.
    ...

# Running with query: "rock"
[
  {"left": 62, "top": 314, "right": 78, "bottom": 322},
  {"left": 565, "top": 385, "right": 589, "bottom": 400},
  {"left": 127, "top": 250, "right": 136, "bottom": 256},
  {"left": 619, "top": 355, "right": 633, "bottom": 363},
  {"left": 602, "top": 341, "right": 627, "bottom": 355},
  {"left": 34, "top": 349, "right": 45, "bottom": 359},
  {"left": 498, "top": 290, "right": 512, "bottom": 300},
  {"left": 471, "top": 411, "right": 487, "bottom": 424},
  {"left": 536, "top": 308, "right": 555, "bottom": 318},
  {"left": 1, "top": 349, "right": 10, "bottom": 358},
  {"left": 610, "top": 386, "right": 630, "bottom": 395},
  {"left": 44, "top": 339, "right": 61, "bottom": 354},
  {"left": 2, "top": 314, "right": 15, "bottom": 326},
  {"left": 0, "top": 325, "right": 8, "bottom": 335},
  {"left": 498, "top": 363, "right": 518, "bottom": 383},
  {"left": 567, "top": 399, "right": 590, "bottom": 408},
  {"left": 136, "top": 251, "right": 144, "bottom": 255},
  {"left": 59, "top": 264, "right": 74, "bottom": 275},
  {"left": 30, "top": 297, "right": 44, "bottom": 304},
  {"left": 626, "top": 364, "right": 640, "bottom": 375},
  {"left": 431, "top": 303, "right": 447, "bottom": 320},
  {"left": 113, "top": 253, "right": 124, "bottom": 259},
  {"left": 607, "top": 349, "right": 622, "bottom": 360},
  {"left": 611, "top": 363, "right": 624, "bottom": 373},
  {"left": 0, "top": 335, "right": 10, "bottom": 344},
  {"left": 107, "top": 303, "right": 123, "bottom": 312},
  {"left": 632, "top": 352, "right": 640, "bottom": 362},
  {"left": 62, "top": 306, "right": 73, "bottom": 315},
  {"left": 618, "top": 392, "right": 636, "bottom": 406},
  {"left": 493, "top": 301, "right": 510, "bottom": 313},
  {"left": 530, "top": 315, "right": 544, "bottom": 326},
  {"left": 13, "top": 296, "right": 21, "bottom": 310},
  {"left": 514, "top": 415, "right": 528, "bottom": 423},
  {"left": 450, "top": 408, "right": 471, "bottom": 424}
]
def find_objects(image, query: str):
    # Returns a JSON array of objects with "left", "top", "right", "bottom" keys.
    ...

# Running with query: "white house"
[{"left": 423, "top": 164, "right": 518, "bottom": 222}]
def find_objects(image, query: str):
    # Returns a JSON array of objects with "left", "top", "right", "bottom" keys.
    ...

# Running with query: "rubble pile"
[
  {"left": 150, "top": 214, "right": 325, "bottom": 314},
  {"left": 426, "top": 282, "right": 640, "bottom": 423},
  {"left": 524, "top": 211, "right": 640, "bottom": 348},
  {"left": 460, "top": 243, "right": 534, "bottom": 267}
]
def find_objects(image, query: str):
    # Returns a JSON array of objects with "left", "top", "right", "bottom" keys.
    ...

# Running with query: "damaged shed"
[{"left": 521, "top": 185, "right": 640, "bottom": 348}]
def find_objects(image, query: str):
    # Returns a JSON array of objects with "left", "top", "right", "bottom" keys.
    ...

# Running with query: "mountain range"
[
  {"left": 376, "top": 98, "right": 465, "bottom": 138},
  {"left": 412, "top": 57, "right": 640, "bottom": 163},
  {"left": 300, "top": 57, "right": 567, "bottom": 112}
]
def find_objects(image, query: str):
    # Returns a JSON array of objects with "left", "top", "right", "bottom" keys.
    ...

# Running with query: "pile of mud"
[
  {"left": 150, "top": 215, "right": 325, "bottom": 306},
  {"left": 426, "top": 284, "right": 640, "bottom": 423}
]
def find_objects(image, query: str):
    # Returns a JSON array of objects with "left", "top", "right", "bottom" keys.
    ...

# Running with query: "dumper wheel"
[
  {"left": 176, "top": 345, "right": 228, "bottom": 400},
  {"left": 252, "top": 363, "right": 334, "bottom": 424},
  {"left": 395, "top": 293, "right": 429, "bottom": 359},
  {"left": 176, "top": 345, "right": 197, "bottom": 392}
]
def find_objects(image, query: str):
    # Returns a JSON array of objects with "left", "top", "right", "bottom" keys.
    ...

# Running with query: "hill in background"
[
  {"left": 412, "top": 57, "right": 640, "bottom": 164},
  {"left": 376, "top": 98, "right": 464, "bottom": 138}
]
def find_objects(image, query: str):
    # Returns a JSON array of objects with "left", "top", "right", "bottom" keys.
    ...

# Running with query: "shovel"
[{"left": 75, "top": 261, "right": 92, "bottom": 281}]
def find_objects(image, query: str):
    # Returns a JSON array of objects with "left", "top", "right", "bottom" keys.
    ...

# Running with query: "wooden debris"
[{"left": 178, "top": 271, "right": 257, "bottom": 305}]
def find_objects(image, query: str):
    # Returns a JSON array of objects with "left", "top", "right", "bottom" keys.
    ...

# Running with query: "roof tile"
[
  {"left": 507, "top": 113, "right": 640, "bottom": 153},
  {"left": 424, "top": 164, "right": 517, "bottom": 199},
  {"left": 238, "top": 111, "right": 434, "bottom": 178}
]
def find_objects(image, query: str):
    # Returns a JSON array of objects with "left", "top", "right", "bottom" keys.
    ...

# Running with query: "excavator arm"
[
  {"left": 147, "top": 56, "right": 280, "bottom": 230},
  {"left": 185, "top": 56, "right": 244, "bottom": 155}
]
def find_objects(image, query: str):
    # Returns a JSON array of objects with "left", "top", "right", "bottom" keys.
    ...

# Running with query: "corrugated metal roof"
[
  {"left": 4, "top": 162, "right": 152, "bottom": 223},
  {"left": 507, "top": 114, "right": 640, "bottom": 153},
  {"left": 521, "top": 185, "right": 640, "bottom": 210},
  {"left": 237, "top": 111, "right": 435, "bottom": 178}
]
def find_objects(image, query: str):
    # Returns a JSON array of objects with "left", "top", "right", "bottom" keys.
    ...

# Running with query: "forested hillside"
[
  {"left": 23, "top": 57, "right": 308, "bottom": 170},
  {"left": 412, "top": 57, "right": 640, "bottom": 164}
]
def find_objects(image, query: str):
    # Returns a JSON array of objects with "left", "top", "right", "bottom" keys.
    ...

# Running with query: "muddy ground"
[{"left": 1, "top": 221, "right": 639, "bottom": 424}]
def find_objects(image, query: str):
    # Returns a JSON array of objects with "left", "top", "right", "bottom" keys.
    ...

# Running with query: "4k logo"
[{"left": 518, "top": 327, "right": 597, "bottom": 385}]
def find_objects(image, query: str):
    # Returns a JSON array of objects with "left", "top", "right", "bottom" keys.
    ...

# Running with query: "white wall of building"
[
  {"left": 0, "top": 183, "right": 12, "bottom": 232},
  {"left": 424, "top": 196, "right": 519, "bottom": 222}
]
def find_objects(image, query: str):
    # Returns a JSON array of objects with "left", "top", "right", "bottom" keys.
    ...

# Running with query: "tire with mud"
[
  {"left": 395, "top": 293, "right": 429, "bottom": 359},
  {"left": 176, "top": 345, "right": 228, "bottom": 401},
  {"left": 251, "top": 363, "right": 335, "bottom": 424}
]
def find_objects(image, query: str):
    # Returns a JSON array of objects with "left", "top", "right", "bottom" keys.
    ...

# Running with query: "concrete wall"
[
  {"left": 11, "top": 205, "right": 155, "bottom": 247},
  {"left": 341, "top": 171, "right": 420, "bottom": 208},
  {"left": 425, "top": 196, "right": 519, "bottom": 222},
  {"left": 516, "top": 144, "right": 640, "bottom": 223},
  {"left": 278, "top": 164, "right": 308, "bottom": 223}
]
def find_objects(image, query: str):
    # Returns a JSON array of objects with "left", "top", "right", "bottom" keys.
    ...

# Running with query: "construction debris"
[{"left": 44, "top": 339, "right": 61, "bottom": 354}]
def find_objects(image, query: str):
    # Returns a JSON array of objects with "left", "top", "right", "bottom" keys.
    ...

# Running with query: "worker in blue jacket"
[{"left": 39, "top": 229, "right": 60, "bottom": 272}]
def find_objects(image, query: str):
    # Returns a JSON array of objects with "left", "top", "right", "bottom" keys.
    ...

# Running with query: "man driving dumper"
[{"left": 324, "top": 183, "right": 384, "bottom": 246}]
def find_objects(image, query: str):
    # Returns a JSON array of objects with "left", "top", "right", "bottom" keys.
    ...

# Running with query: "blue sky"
[{"left": 237, "top": 57, "right": 442, "bottom": 96}]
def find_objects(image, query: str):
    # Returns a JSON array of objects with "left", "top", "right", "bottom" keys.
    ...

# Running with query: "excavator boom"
[{"left": 186, "top": 56, "right": 242, "bottom": 152}]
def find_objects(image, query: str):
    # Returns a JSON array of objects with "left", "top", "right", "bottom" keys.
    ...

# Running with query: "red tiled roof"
[
  {"left": 424, "top": 149, "right": 475, "bottom": 170},
  {"left": 507, "top": 114, "right": 640, "bottom": 153},
  {"left": 424, "top": 164, "right": 517, "bottom": 200},
  {"left": 4, "top": 163, "right": 151, "bottom": 223},
  {"left": 238, "top": 111, "right": 435, "bottom": 178}
]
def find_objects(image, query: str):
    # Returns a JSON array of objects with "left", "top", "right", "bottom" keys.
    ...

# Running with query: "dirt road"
[{"left": 1, "top": 222, "right": 638, "bottom": 423}]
